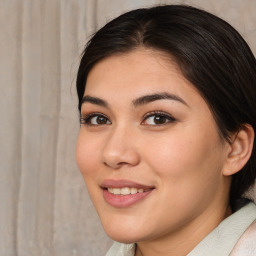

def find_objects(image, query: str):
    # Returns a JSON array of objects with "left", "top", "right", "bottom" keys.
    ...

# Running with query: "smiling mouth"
[
  {"left": 107, "top": 187, "right": 152, "bottom": 195},
  {"left": 100, "top": 179, "right": 155, "bottom": 207},
  {"left": 102, "top": 185, "right": 154, "bottom": 208}
]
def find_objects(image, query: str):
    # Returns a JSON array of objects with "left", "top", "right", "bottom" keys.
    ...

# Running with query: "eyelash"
[
  {"left": 80, "top": 111, "right": 176, "bottom": 126},
  {"left": 142, "top": 111, "right": 176, "bottom": 126},
  {"left": 80, "top": 112, "right": 111, "bottom": 126}
]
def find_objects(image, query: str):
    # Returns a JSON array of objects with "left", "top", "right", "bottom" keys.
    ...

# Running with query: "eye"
[
  {"left": 142, "top": 112, "right": 175, "bottom": 125},
  {"left": 80, "top": 113, "right": 111, "bottom": 126}
]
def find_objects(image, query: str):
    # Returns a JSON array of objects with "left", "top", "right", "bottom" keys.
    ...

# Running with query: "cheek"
[
  {"left": 76, "top": 132, "right": 100, "bottom": 179},
  {"left": 143, "top": 127, "right": 223, "bottom": 189},
  {"left": 141, "top": 131, "right": 225, "bottom": 226}
]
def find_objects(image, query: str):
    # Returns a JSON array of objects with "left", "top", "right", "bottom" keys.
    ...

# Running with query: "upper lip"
[{"left": 101, "top": 179, "right": 155, "bottom": 190}]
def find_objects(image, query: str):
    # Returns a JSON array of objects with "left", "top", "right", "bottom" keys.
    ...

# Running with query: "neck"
[{"left": 135, "top": 204, "right": 232, "bottom": 256}]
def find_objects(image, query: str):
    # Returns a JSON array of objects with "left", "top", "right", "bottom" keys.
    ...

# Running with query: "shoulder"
[
  {"left": 230, "top": 218, "right": 256, "bottom": 256},
  {"left": 188, "top": 201, "right": 256, "bottom": 256}
]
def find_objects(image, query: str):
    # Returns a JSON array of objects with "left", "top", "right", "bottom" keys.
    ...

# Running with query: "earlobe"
[{"left": 223, "top": 124, "right": 254, "bottom": 176}]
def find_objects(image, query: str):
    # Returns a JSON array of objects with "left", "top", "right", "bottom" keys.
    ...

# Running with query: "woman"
[{"left": 76, "top": 5, "right": 256, "bottom": 256}]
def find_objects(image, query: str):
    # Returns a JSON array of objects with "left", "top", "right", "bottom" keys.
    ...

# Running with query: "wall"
[{"left": 0, "top": 0, "right": 255, "bottom": 255}]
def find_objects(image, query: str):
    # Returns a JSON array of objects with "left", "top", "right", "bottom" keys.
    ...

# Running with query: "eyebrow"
[
  {"left": 81, "top": 92, "right": 188, "bottom": 108},
  {"left": 81, "top": 95, "right": 109, "bottom": 108},
  {"left": 132, "top": 92, "right": 189, "bottom": 107}
]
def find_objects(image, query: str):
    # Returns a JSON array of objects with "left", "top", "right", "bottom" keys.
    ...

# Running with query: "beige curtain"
[{"left": 1, "top": 0, "right": 255, "bottom": 255}]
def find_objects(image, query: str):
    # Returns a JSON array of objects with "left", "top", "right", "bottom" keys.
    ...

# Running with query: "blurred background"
[{"left": 0, "top": 0, "right": 255, "bottom": 255}]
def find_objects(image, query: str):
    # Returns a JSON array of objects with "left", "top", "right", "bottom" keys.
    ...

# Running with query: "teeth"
[
  {"left": 131, "top": 188, "right": 137, "bottom": 194},
  {"left": 107, "top": 187, "right": 147, "bottom": 195},
  {"left": 121, "top": 187, "right": 130, "bottom": 195},
  {"left": 112, "top": 188, "right": 121, "bottom": 195}
]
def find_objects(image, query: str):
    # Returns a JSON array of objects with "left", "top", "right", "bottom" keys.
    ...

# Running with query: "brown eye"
[
  {"left": 154, "top": 116, "right": 167, "bottom": 124},
  {"left": 90, "top": 115, "right": 110, "bottom": 125},
  {"left": 142, "top": 112, "right": 175, "bottom": 126},
  {"left": 81, "top": 114, "right": 111, "bottom": 125}
]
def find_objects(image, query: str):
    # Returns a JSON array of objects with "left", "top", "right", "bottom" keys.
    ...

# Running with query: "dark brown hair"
[{"left": 76, "top": 5, "right": 256, "bottom": 207}]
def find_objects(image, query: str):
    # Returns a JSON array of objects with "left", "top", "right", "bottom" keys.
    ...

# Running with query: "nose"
[{"left": 102, "top": 126, "right": 140, "bottom": 169}]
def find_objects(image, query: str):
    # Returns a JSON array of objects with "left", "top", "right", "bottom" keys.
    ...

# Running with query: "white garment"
[{"left": 106, "top": 202, "right": 256, "bottom": 256}]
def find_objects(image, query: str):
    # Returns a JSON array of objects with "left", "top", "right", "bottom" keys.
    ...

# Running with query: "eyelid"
[
  {"left": 142, "top": 111, "right": 176, "bottom": 125},
  {"left": 80, "top": 112, "right": 111, "bottom": 125},
  {"left": 80, "top": 110, "right": 175, "bottom": 126}
]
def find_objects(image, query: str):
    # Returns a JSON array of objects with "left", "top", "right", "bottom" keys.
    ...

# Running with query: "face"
[{"left": 76, "top": 49, "right": 231, "bottom": 245}]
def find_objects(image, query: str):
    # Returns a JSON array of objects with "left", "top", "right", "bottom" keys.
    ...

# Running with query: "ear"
[{"left": 222, "top": 124, "right": 254, "bottom": 176}]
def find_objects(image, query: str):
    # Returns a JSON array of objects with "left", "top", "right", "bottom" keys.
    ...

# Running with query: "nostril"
[{"left": 103, "top": 161, "right": 129, "bottom": 169}]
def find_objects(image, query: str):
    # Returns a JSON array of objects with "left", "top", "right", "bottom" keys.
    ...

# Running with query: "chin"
[
  {"left": 102, "top": 222, "right": 143, "bottom": 244},
  {"left": 109, "top": 234, "right": 137, "bottom": 244}
]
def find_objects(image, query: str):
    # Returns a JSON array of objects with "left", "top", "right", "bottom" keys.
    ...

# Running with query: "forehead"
[
  {"left": 86, "top": 49, "right": 188, "bottom": 90},
  {"left": 84, "top": 49, "right": 205, "bottom": 109}
]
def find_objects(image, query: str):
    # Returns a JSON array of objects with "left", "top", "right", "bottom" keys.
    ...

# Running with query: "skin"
[{"left": 76, "top": 48, "right": 235, "bottom": 256}]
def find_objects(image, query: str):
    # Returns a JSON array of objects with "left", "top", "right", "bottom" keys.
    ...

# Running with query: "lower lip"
[{"left": 103, "top": 189, "right": 153, "bottom": 208}]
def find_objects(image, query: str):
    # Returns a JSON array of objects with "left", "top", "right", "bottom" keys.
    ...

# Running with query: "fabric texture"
[
  {"left": 230, "top": 219, "right": 256, "bottom": 256},
  {"left": 106, "top": 202, "right": 256, "bottom": 256}
]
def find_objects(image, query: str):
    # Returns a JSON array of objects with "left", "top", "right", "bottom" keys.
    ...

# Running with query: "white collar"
[{"left": 188, "top": 202, "right": 256, "bottom": 256}]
